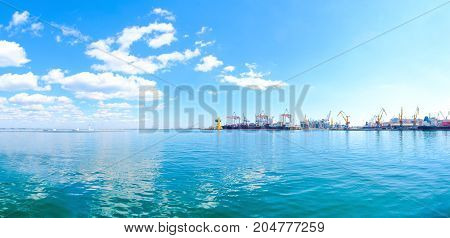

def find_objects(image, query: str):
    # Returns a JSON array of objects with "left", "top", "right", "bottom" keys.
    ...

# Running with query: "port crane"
[
  {"left": 227, "top": 112, "right": 240, "bottom": 126},
  {"left": 337, "top": 111, "right": 350, "bottom": 129},
  {"left": 280, "top": 109, "right": 293, "bottom": 126},
  {"left": 413, "top": 107, "right": 420, "bottom": 126},
  {"left": 303, "top": 114, "right": 310, "bottom": 129},
  {"left": 375, "top": 108, "right": 387, "bottom": 128},
  {"left": 241, "top": 114, "right": 250, "bottom": 126},
  {"left": 438, "top": 111, "right": 448, "bottom": 120},
  {"left": 322, "top": 111, "right": 332, "bottom": 129},
  {"left": 326, "top": 111, "right": 332, "bottom": 121},
  {"left": 398, "top": 107, "right": 404, "bottom": 127}
]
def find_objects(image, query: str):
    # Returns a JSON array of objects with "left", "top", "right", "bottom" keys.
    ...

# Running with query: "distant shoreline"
[{"left": 1, "top": 128, "right": 449, "bottom": 132}]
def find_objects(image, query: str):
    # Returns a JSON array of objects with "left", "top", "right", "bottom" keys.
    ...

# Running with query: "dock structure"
[{"left": 207, "top": 108, "right": 450, "bottom": 131}]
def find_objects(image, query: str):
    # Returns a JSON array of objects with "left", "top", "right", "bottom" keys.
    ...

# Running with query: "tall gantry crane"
[
  {"left": 375, "top": 108, "right": 387, "bottom": 128},
  {"left": 323, "top": 110, "right": 332, "bottom": 129},
  {"left": 280, "top": 109, "right": 293, "bottom": 126},
  {"left": 227, "top": 112, "right": 240, "bottom": 126},
  {"left": 337, "top": 111, "right": 350, "bottom": 129},
  {"left": 438, "top": 111, "right": 448, "bottom": 120}
]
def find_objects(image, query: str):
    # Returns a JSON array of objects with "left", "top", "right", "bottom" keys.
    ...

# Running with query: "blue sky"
[{"left": 0, "top": 0, "right": 449, "bottom": 128}]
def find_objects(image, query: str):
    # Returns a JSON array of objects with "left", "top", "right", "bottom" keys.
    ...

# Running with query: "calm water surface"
[{"left": 0, "top": 130, "right": 449, "bottom": 217}]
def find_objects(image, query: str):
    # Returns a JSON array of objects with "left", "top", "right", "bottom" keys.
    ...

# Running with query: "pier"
[{"left": 207, "top": 108, "right": 450, "bottom": 131}]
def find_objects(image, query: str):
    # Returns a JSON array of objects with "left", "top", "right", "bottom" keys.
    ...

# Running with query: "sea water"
[{"left": 0, "top": 130, "right": 449, "bottom": 217}]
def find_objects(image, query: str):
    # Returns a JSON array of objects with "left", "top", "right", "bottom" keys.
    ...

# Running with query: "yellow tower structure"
[
  {"left": 215, "top": 117, "right": 222, "bottom": 130},
  {"left": 337, "top": 111, "right": 350, "bottom": 129}
]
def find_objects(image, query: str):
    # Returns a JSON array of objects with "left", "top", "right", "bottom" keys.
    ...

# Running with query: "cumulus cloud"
[
  {"left": 0, "top": 40, "right": 30, "bottom": 67},
  {"left": 195, "top": 55, "right": 223, "bottom": 72},
  {"left": 196, "top": 26, "right": 212, "bottom": 35},
  {"left": 6, "top": 11, "right": 30, "bottom": 30},
  {"left": 4, "top": 11, "right": 44, "bottom": 36},
  {"left": 116, "top": 22, "right": 175, "bottom": 50},
  {"left": 87, "top": 41, "right": 200, "bottom": 75},
  {"left": 152, "top": 8, "right": 176, "bottom": 21},
  {"left": 43, "top": 69, "right": 162, "bottom": 101},
  {"left": 221, "top": 63, "right": 287, "bottom": 90},
  {"left": 85, "top": 22, "right": 201, "bottom": 75},
  {"left": 148, "top": 32, "right": 177, "bottom": 48},
  {"left": 0, "top": 72, "right": 50, "bottom": 91},
  {"left": 1, "top": 93, "right": 85, "bottom": 122}
]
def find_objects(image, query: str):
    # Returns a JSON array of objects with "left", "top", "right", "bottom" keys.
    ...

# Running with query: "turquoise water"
[{"left": 0, "top": 130, "right": 449, "bottom": 218}]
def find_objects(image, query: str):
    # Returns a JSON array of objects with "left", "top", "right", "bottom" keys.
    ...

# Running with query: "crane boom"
[
  {"left": 376, "top": 108, "right": 387, "bottom": 127},
  {"left": 337, "top": 111, "right": 350, "bottom": 128},
  {"left": 326, "top": 111, "right": 331, "bottom": 121}
]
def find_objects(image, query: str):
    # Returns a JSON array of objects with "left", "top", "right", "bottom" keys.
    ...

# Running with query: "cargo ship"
[{"left": 417, "top": 116, "right": 450, "bottom": 131}]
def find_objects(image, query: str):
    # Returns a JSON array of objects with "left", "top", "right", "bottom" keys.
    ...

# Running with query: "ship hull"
[{"left": 418, "top": 126, "right": 450, "bottom": 131}]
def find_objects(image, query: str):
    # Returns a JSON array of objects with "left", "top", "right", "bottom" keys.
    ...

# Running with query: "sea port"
[{"left": 208, "top": 107, "right": 450, "bottom": 131}]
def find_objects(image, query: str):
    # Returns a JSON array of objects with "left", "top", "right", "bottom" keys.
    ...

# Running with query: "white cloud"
[
  {"left": 43, "top": 69, "right": 162, "bottom": 101},
  {"left": 6, "top": 11, "right": 30, "bottom": 30},
  {"left": 51, "top": 23, "right": 90, "bottom": 44},
  {"left": 223, "top": 66, "right": 235, "bottom": 72},
  {"left": 148, "top": 32, "right": 177, "bottom": 48},
  {"left": 55, "top": 35, "right": 61, "bottom": 43},
  {"left": 5, "top": 11, "right": 44, "bottom": 36},
  {"left": 116, "top": 22, "right": 175, "bottom": 50},
  {"left": 92, "top": 102, "right": 138, "bottom": 122},
  {"left": 86, "top": 34, "right": 199, "bottom": 75},
  {"left": 0, "top": 72, "right": 50, "bottom": 91},
  {"left": 221, "top": 63, "right": 287, "bottom": 90},
  {"left": 87, "top": 40, "right": 200, "bottom": 74},
  {"left": 0, "top": 40, "right": 30, "bottom": 67},
  {"left": 84, "top": 21, "right": 204, "bottom": 75},
  {"left": 99, "top": 101, "right": 133, "bottom": 109},
  {"left": 194, "top": 40, "right": 215, "bottom": 48},
  {"left": 8, "top": 93, "right": 72, "bottom": 105},
  {"left": 155, "top": 48, "right": 200, "bottom": 66},
  {"left": 21, "top": 104, "right": 46, "bottom": 111},
  {"left": 196, "top": 26, "right": 212, "bottom": 35},
  {"left": 195, "top": 55, "right": 223, "bottom": 72},
  {"left": 91, "top": 107, "right": 134, "bottom": 121},
  {"left": 1, "top": 93, "right": 85, "bottom": 122},
  {"left": 30, "top": 22, "right": 44, "bottom": 35},
  {"left": 152, "top": 8, "right": 176, "bottom": 21}
]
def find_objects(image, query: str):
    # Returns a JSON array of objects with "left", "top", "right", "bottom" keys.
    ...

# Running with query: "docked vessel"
[{"left": 417, "top": 116, "right": 450, "bottom": 131}]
